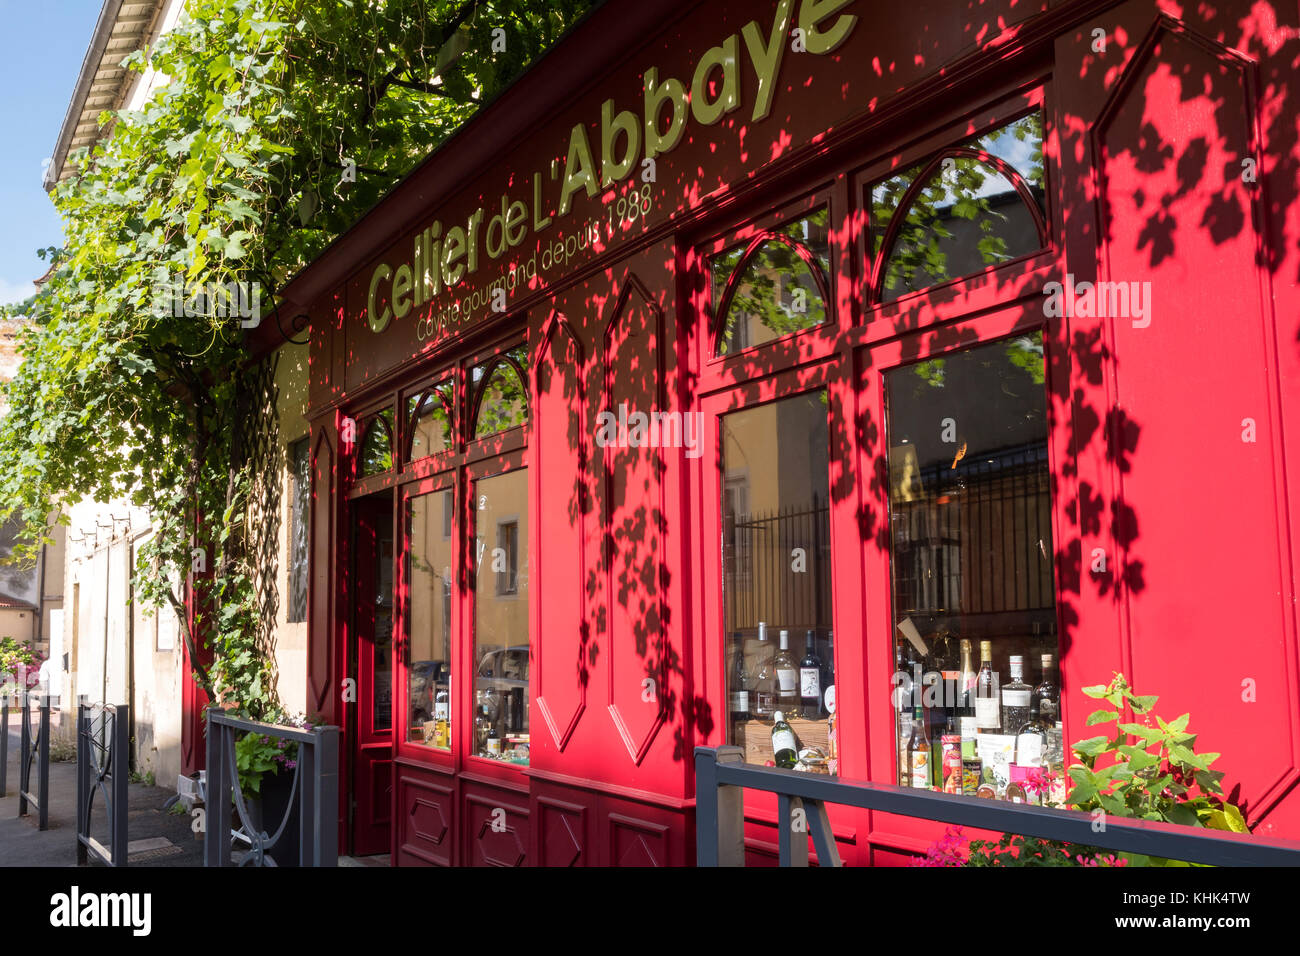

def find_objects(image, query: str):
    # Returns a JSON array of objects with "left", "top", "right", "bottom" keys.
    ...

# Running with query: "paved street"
[{"left": 0, "top": 711, "right": 203, "bottom": 867}]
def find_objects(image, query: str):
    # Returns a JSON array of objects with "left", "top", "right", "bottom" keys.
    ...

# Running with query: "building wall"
[{"left": 272, "top": 341, "right": 311, "bottom": 716}]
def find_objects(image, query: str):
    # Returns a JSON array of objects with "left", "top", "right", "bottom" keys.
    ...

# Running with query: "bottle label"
[
  {"left": 729, "top": 691, "right": 749, "bottom": 713},
  {"left": 771, "top": 727, "right": 797, "bottom": 754},
  {"left": 1002, "top": 690, "right": 1031, "bottom": 707},
  {"left": 800, "top": 667, "right": 820, "bottom": 698},
  {"left": 435, "top": 702, "right": 449, "bottom": 721},
  {"left": 975, "top": 697, "right": 1000, "bottom": 728},
  {"left": 777, "top": 667, "right": 798, "bottom": 693},
  {"left": 756, "top": 691, "right": 774, "bottom": 713},
  {"left": 1016, "top": 735, "right": 1043, "bottom": 766},
  {"left": 909, "top": 749, "right": 930, "bottom": 788}
]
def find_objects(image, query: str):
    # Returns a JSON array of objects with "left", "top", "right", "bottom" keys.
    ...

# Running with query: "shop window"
[
  {"left": 408, "top": 381, "right": 455, "bottom": 462},
  {"left": 712, "top": 207, "right": 831, "bottom": 356},
  {"left": 471, "top": 345, "right": 528, "bottom": 439},
  {"left": 884, "top": 331, "right": 1063, "bottom": 806},
  {"left": 406, "top": 487, "right": 454, "bottom": 750},
  {"left": 357, "top": 409, "right": 395, "bottom": 477},
  {"left": 287, "top": 436, "right": 310, "bottom": 623},
  {"left": 870, "top": 112, "right": 1045, "bottom": 303},
  {"left": 721, "top": 392, "right": 836, "bottom": 773},
  {"left": 471, "top": 469, "right": 529, "bottom": 764}
]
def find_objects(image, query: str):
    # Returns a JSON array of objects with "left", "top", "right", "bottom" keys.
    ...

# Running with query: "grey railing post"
[
  {"left": 0, "top": 691, "right": 8, "bottom": 798},
  {"left": 18, "top": 691, "right": 29, "bottom": 817},
  {"left": 76, "top": 699, "right": 88, "bottom": 865},
  {"left": 37, "top": 694, "right": 50, "bottom": 831},
  {"left": 312, "top": 724, "right": 339, "bottom": 867},
  {"left": 204, "top": 709, "right": 231, "bottom": 867},
  {"left": 804, "top": 799, "right": 841, "bottom": 867},
  {"left": 696, "top": 745, "right": 746, "bottom": 867},
  {"left": 111, "top": 704, "right": 129, "bottom": 865},
  {"left": 778, "top": 795, "right": 809, "bottom": 867}
]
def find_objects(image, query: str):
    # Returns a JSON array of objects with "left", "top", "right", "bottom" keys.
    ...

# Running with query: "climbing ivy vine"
[{"left": 0, "top": 0, "right": 592, "bottom": 715}]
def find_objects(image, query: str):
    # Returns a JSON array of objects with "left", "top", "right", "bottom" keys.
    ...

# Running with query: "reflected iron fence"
[
  {"left": 77, "top": 700, "right": 130, "bottom": 866},
  {"left": 696, "top": 745, "right": 1300, "bottom": 867},
  {"left": 18, "top": 691, "right": 51, "bottom": 830},
  {"left": 204, "top": 708, "right": 339, "bottom": 867}
]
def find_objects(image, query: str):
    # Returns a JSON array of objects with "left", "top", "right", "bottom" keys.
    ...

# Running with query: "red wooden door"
[{"left": 350, "top": 493, "right": 395, "bottom": 855}]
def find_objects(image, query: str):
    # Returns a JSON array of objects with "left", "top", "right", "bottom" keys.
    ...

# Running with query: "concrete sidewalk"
[{"left": 0, "top": 711, "right": 204, "bottom": 867}]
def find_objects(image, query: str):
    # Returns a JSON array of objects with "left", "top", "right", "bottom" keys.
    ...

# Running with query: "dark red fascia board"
[{"left": 253, "top": 0, "right": 695, "bottom": 355}]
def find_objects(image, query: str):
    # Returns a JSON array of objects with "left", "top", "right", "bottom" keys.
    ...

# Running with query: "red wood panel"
[
  {"left": 532, "top": 786, "right": 592, "bottom": 867},
  {"left": 396, "top": 770, "right": 455, "bottom": 866},
  {"left": 533, "top": 313, "right": 589, "bottom": 752},
  {"left": 1056, "top": 0, "right": 1300, "bottom": 834},
  {"left": 462, "top": 781, "right": 531, "bottom": 867},
  {"left": 602, "top": 275, "right": 670, "bottom": 765}
]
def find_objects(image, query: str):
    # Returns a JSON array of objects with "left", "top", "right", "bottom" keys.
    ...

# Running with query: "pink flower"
[{"left": 911, "top": 826, "right": 968, "bottom": 867}]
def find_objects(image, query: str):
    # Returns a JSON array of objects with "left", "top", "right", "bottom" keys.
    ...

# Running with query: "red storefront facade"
[{"left": 274, "top": 0, "right": 1300, "bottom": 864}]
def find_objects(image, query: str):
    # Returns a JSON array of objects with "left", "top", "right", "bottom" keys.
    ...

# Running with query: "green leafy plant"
[
  {"left": 0, "top": 0, "right": 593, "bottom": 719},
  {"left": 1068, "top": 673, "right": 1247, "bottom": 865}
]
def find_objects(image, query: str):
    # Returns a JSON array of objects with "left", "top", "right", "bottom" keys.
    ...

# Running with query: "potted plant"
[{"left": 232, "top": 710, "right": 318, "bottom": 866}]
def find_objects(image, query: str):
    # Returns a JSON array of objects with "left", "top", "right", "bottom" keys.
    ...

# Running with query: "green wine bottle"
[{"left": 771, "top": 711, "right": 798, "bottom": 769}]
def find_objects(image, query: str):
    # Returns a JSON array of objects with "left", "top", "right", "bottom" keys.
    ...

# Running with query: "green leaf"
[
  {"left": 1071, "top": 735, "right": 1110, "bottom": 757},
  {"left": 1081, "top": 684, "right": 1110, "bottom": 699},
  {"left": 1085, "top": 708, "right": 1117, "bottom": 726}
]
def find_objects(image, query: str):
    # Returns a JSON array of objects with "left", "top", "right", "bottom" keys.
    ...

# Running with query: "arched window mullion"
[
  {"left": 712, "top": 231, "right": 832, "bottom": 354},
  {"left": 871, "top": 148, "right": 1047, "bottom": 303}
]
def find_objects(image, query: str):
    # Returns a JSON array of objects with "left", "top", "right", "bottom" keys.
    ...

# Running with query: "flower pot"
[{"left": 241, "top": 770, "right": 301, "bottom": 866}]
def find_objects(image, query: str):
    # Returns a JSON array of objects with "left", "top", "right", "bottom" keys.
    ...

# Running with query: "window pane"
[
  {"left": 358, "top": 408, "right": 395, "bottom": 477},
  {"left": 471, "top": 469, "right": 529, "bottom": 764},
  {"left": 721, "top": 392, "right": 836, "bottom": 774},
  {"left": 408, "top": 382, "right": 454, "bottom": 461},
  {"left": 970, "top": 112, "right": 1044, "bottom": 202},
  {"left": 472, "top": 347, "right": 528, "bottom": 439},
  {"left": 885, "top": 332, "right": 1063, "bottom": 806},
  {"left": 713, "top": 207, "right": 830, "bottom": 356},
  {"left": 880, "top": 158, "right": 1039, "bottom": 302},
  {"left": 407, "top": 489, "right": 454, "bottom": 750},
  {"left": 287, "top": 436, "right": 310, "bottom": 623}
]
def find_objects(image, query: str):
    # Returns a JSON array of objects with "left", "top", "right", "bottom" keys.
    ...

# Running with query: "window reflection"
[
  {"left": 407, "top": 489, "right": 454, "bottom": 750},
  {"left": 721, "top": 392, "right": 836, "bottom": 774},
  {"left": 408, "top": 381, "right": 454, "bottom": 461},
  {"left": 358, "top": 408, "right": 395, "bottom": 477},
  {"left": 885, "top": 332, "right": 1062, "bottom": 804},
  {"left": 472, "top": 346, "right": 528, "bottom": 439},
  {"left": 870, "top": 112, "right": 1045, "bottom": 303},
  {"left": 712, "top": 207, "right": 830, "bottom": 355},
  {"left": 472, "top": 469, "right": 529, "bottom": 764}
]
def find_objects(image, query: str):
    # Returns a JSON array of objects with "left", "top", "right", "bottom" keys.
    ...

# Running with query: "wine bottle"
[
  {"left": 771, "top": 711, "right": 797, "bottom": 768},
  {"left": 729, "top": 634, "right": 751, "bottom": 728},
  {"left": 975, "top": 640, "right": 1000, "bottom": 733},
  {"left": 1044, "top": 722, "right": 1067, "bottom": 808},
  {"left": 754, "top": 622, "right": 774, "bottom": 719},
  {"left": 774, "top": 630, "right": 799, "bottom": 712},
  {"left": 799, "top": 629, "right": 822, "bottom": 719},
  {"left": 897, "top": 708, "right": 912, "bottom": 787},
  {"left": 933, "top": 629, "right": 959, "bottom": 729},
  {"left": 1015, "top": 701, "right": 1049, "bottom": 768},
  {"left": 907, "top": 699, "right": 932, "bottom": 788},
  {"left": 958, "top": 638, "right": 976, "bottom": 720},
  {"left": 1002, "top": 655, "right": 1032, "bottom": 736},
  {"left": 1034, "top": 652, "right": 1060, "bottom": 725}
]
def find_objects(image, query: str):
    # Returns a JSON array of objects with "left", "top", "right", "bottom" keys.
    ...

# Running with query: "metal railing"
[
  {"left": 77, "top": 701, "right": 130, "bottom": 866},
  {"left": 204, "top": 708, "right": 340, "bottom": 867},
  {"left": 18, "top": 692, "right": 51, "bottom": 831},
  {"left": 696, "top": 745, "right": 1300, "bottom": 867}
]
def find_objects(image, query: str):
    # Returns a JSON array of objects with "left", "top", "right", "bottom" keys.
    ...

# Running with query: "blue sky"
[{"left": 0, "top": 1, "right": 104, "bottom": 307}]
